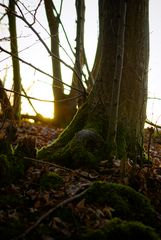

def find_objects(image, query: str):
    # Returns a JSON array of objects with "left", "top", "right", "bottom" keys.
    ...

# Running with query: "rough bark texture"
[
  {"left": 38, "top": 0, "right": 149, "bottom": 169},
  {"left": 119, "top": 0, "right": 149, "bottom": 159}
]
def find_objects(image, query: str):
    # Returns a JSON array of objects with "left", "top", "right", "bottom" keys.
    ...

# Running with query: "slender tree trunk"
[
  {"left": 8, "top": 0, "right": 21, "bottom": 120},
  {"left": 70, "top": 0, "right": 86, "bottom": 106},
  {"left": 44, "top": 0, "right": 78, "bottom": 126},
  {"left": 107, "top": 0, "right": 127, "bottom": 164},
  {"left": 44, "top": 0, "right": 63, "bottom": 122}
]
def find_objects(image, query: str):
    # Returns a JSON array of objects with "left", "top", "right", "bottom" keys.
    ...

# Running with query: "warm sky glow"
[
  {"left": 147, "top": 0, "right": 161, "bottom": 124},
  {"left": 0, "top": 1, "right": 161, "bottom": 124}
]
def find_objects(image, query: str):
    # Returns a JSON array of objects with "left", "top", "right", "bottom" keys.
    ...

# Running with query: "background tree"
[
  {"left": 38, "top": 0, "right": 149, "bottom": 169},
  {"left": 44, "top": 0, "right": 86, "bottom": 127},
  {"left": 8, "top": 0, "right": 21, "bottom": 120}
]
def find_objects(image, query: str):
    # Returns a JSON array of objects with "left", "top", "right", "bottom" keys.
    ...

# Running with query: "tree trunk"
[
  {"left": 70, "top": 0, "right": 86, "bottom": 106},
  {"left": 119, "top": 0, "right": 149, "bottom": 161},
  {"left": 44, "top": 0, "right": 64, "bottom": 123},
  {"left": 0, "top": 80, "right": 14, "bottom": 119},
  {"left": 44, "top": 0, "right": 79, "bottom": 127},
  {"left": 38, "top": 0, "right": 149, "bottom": 169},
  {"left": 8, "top": 0, "right": 21, "bottom": 120}
]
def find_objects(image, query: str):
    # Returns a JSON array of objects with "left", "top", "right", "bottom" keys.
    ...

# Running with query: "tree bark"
[
  {"left": 70, "top": 0, "right": 86, "bottom": 105},
  {"left": 38, "top": 0, "right": 149, "bottom": 169},
  {"left": 8, "top": 0, "right": 21, "bottom": 120},
  {"left": 0, "top": 80, "right": 13, "bottom": 119}
]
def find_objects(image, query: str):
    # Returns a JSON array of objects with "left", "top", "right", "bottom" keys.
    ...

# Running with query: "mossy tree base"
[
  {"left": 37, "top": 101, "right": 144, "bottom": 169},
  {"left": 37, "top": 102, "right": 108, "bottom": 169}
]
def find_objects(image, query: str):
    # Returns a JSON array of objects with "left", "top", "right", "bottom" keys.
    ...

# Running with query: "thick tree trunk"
[
  {"left": 119, "top": 0, "right": 149, "bottom": 161},
  {"left": 38, "top": 0, "right": 149, "bottom": 169}
]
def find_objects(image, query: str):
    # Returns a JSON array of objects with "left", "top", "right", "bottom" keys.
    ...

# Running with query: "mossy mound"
[
  {"left": 85, "top": 182, "right": 157, "bottom": 228},
  {"left": 40, "top": 172, "right": 64, "bottom": 190},
  {"left": 82, "top": 218, "right": 160, "bottom": 240}
]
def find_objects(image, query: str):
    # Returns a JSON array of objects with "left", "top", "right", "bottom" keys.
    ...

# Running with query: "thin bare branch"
[
  {"left": 59, "top": 0, "right": 63, "bottom": 16},
  {"left": 148, "top": 97, "right": 161, "bottom": 101},
  {"left": 33, "top": 0, "right": 43, "bottom": 25},
  {"left": 0, "top": 2, "right": 85, "bottom": 89},
  {"left": 0, "top": 45, "right": 84, "bottom": 94},
  {"left": 0, "top": 85, "right": 82, "bottom": 103},
  {"left": 0, "top": 12, "right": 7, "bottom": 21},
  {"left": 52, "top": 1, "right": 75, "bottom": 56},
  {"left": 17, "top": 0, "right": 74, "bottom": 64},
  {"left": 146, "top": 119, "right": 161, "bottom": 129}
]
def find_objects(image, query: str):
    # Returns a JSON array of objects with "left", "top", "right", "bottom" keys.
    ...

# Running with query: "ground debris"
[{"left": 0, "top": 122, "right": 161, "bottom": 239}]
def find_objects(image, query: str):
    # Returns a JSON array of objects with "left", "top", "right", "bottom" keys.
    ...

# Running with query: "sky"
[
  {"left": 0, "top": 0, "right": 98, "bottom": 118},
  {"left": 0, "top": 0, "right": 161, "bottom": 124},
  {"left": 147, "top": 0, "right": 161, "bottom": 125}
]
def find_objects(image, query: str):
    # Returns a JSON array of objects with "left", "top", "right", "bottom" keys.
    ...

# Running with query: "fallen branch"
[
  {"left": 13, "top": 185, "right": 91, "bottom": 240},
  {"left": 24, "top": 156, "right": 74, "bottom": 172},
  {"left": 21, "top": 114, "right": 53, "bottom": 124},
  {"left": 145, "top": 119, "right": 161, "bottom": 129},
  {"left": 24, "top": 156, "right": 96, "bottom": 180}
]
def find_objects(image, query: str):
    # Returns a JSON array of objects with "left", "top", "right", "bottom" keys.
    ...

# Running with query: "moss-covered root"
[
  {"left": 82, "top": 218, "right": 160, "bottom": 240},
  {"left": 85, "top": 182, "right": 157, "bottom": 228},
  {"left": 38, "top": 129, "right": 106, "bottom": 169}
]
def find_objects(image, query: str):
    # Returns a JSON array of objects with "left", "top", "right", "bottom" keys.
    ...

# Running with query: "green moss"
[
  {"left": 85, "top": 182, "right": 157, "bottom": 228},
  {"left": 70, "top": 139, "right": 98, "bottom": 169},
  {"left": 82, "top": 218, "right": 160, "bottom": 240},
  {"left": 38, "top": 103, "right": 87, "bottom": 160},
  {"left": 38, "top": 127, "right": 105, "bottom": 169},
  {"left": 40, "top": 171, "right": 64, "bottom": 190},
  {"left": 37, "top": 102, "right": 107, "bottom": 169}
]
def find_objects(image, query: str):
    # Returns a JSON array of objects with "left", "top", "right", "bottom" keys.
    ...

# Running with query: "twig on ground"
[
  {"left": 24, "top": 156, "right": 96, "bottom": 180},
  {"left": 13, "top": 185, "right": 91, "bottom": 240},
  {"left": 24, "top": 156, "right": 74, "bottom": 172}
]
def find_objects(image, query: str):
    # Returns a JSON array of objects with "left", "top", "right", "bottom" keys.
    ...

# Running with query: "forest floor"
[{"left": 0, "top": 120, "right": 161, "bottom": 240}]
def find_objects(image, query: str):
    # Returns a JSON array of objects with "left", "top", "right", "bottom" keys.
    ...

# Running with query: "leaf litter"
[{"left": 0, "top": 121, "right": 161, "bottom": 239}]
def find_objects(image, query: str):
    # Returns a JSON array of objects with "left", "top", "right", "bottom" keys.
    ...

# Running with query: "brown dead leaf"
[
  {"left": 103, "top": 206, "right": 115, "bottom": 218},
  {"left": 75, "top": 198, "right": 85, "bottom": 210}
]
